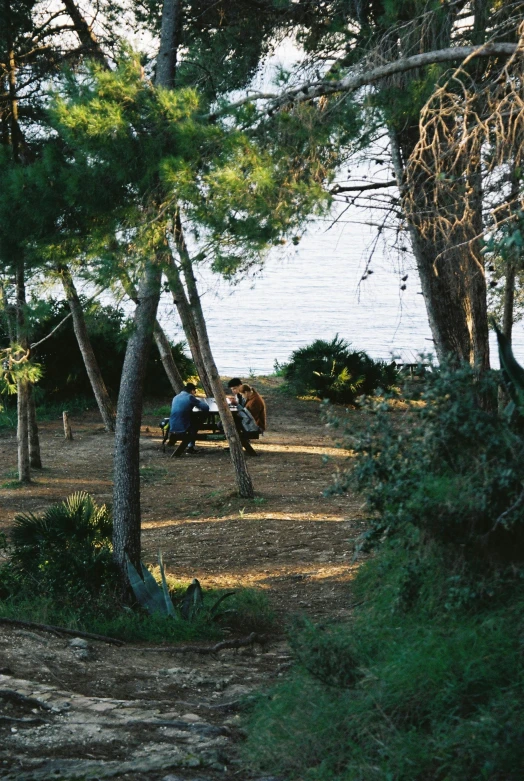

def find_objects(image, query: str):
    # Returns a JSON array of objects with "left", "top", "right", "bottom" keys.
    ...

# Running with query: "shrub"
[
  {"left": 0, "top": 296, "right": 195, "bottom": 404},
  {"left": 6, "top": 491, "right": 117, "bottom": 601},
  {"left": 243, "top": 359, "right": 524, "bottom": 780},
  {"left": 243, "top": 541, "right": 524, "bottom": 781},
  {"left": 280, "top": 335, "right": 398, "bottom": 404},
  {"left": 327, "top": 360, "right": 524, "bottom": 558}
]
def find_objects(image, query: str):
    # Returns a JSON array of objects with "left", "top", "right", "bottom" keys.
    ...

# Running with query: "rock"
[
  {"left": 68, "top": 638, "right": 89, "bottom": 650},
  {"left": 180, "top": 713, "right": 202, "bottom": 722}
]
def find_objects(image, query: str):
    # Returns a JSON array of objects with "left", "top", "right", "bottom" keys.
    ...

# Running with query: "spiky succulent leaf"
[
  {"left": 209, "top": 591, "right": 236, "bottom": 617},
  {"left": 158, "top": 551, "right": 177, "bottom": 618},
  {"left": 180, "top": 578, "right": 204, "bottom": 620},
  {"left": 126, "top": 555, "right": 167, "bottom": 615}
]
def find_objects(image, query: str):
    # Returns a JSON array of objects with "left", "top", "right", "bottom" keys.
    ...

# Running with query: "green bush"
[
  {"left": 0, "top": 296, "right": 195, "bottom": 405},
  {"left": 280, "top": 335, "right": 398, "bottom": 404},
  {"left": 243, "top": 542, "right": 524, "bottom": 780},
  {"left": 5, "top": 491, "right": 117, "bottom": 601},
  {"left": 243, "top": 361, "right": 524, "bottom": 779},
  {"left": 328, "top": 360, "right": 524, "bottom": 557}
]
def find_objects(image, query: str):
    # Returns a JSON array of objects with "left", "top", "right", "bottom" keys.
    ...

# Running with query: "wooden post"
[{"left": 63, "top": 411, "right": 73, "bottom": 440}]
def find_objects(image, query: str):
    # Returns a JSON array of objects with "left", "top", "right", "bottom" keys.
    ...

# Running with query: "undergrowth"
[
  {"left": 0, "top": 492, "right": 274, "bottom": 643},
  {"left": 244, "top": 540, "right": 524, "bottom": 780},
  {"left": 243, "top": 360, "right": 524, "bottom": 780}
]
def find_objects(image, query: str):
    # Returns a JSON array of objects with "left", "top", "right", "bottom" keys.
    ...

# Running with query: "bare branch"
[
  {"left": 210, "top": 42, "right": 517, "bottom": 119},
  {"left": 331, "top": 180, "right": 397, "bottom": 194}
]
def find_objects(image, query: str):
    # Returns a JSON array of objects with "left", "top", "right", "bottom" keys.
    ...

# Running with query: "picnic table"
[{"left": 160, "top": 397, "right": 259, "bottom": 457}]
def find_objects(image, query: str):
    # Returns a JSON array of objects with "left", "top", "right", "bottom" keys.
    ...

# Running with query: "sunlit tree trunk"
[
  {"left": 117, "top": 268, "right": 185, "bottom": 394},
  {"left": 390, "top": 127, "right": 490, "bottom": 370},
  {"left": 60, "top": 266, "right": 116, "bottom": 432},
  {"left": 153, "top": 321, "right": 185, "bottom": 393},
  {"left": 112, "top": 259, "right": 162, "bottom": 572},
  {"left": 171, "top": 213, "right": 255, "bottom": 498},
  {"left": 164, "top": 262, "right": 213, "bottom": 395}
]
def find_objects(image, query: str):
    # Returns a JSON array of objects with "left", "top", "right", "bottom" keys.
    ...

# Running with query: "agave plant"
[
  {"left": 127, "top": 552, "right": 235, "bottom": 622},
  {"left": 126, "top": 552, "right": 176, "bottom": 617}
]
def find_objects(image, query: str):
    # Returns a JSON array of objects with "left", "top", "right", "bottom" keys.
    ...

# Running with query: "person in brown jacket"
[{"left": 239, "top": 384, "right": 266, "bottom": 431}]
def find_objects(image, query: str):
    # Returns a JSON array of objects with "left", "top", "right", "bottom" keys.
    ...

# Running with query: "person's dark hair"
[
  {"left": 227, "top": 377, "right": 242, "bottom": 388},
  {"left": 184, "top": 382, "right": 197, "bottom": 392}
]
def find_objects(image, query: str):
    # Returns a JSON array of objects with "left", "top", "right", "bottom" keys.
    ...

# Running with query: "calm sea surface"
[{"left": 153, "top": 205, "right": 522, "bottom": 376}]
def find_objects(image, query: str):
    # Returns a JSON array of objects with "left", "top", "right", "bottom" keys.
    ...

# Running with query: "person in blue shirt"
[{"left": 169, "top": 382, "right": 210, "bottom": 455}]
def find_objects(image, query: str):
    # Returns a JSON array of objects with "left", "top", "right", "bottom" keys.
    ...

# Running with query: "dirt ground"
[{"left": 0, "top": 379, "right": 368, "bottom": 780}]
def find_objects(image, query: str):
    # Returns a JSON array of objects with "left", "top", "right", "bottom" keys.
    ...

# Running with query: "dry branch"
[
  {"left": 139, "top": 631, "right": 267, "bottom": 654},
  {"left": 211, "top": 43, "right": 517, "bottom": 119}
]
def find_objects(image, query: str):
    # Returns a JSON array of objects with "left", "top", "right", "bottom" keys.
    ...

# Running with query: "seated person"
[
  {"left": 169, "top": 382, "right": 209, "bottom": 455},
  {"left": 240, "top": 384, "right": 266, "bottom": 431},
  {"left": 227, "top": 378, "right": 246, "bottom": 407}
]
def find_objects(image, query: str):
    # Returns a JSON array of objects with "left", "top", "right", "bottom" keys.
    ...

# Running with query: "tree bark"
[
  {"left": 60, "top": 266, "right": 116, "bottom": 432},
  {"left": 156, "top": 0, "right": 182, "bottom": 89},
  {"left": 15, "top": 259, "right": 31, "bottom": 482},
  {"left": 164, "top": 261, "right": 213, "bottom": 395},
  {"left": 112, "top": 259, "right": 162, "bottom": 572},
  {"left": 171, "top": 213, "right": 255, "bottom": 498},
  {"left": 17, "top": 379, "right": 30, "bottom": 483},
  {"left": 389, "top": 127, "right": 490, "bottom": 370},
  {"left": 117, "top": 268, "right": 186, "bottom": 394},
  {"left": 153, "top": 321, "right": 185, "bottom": 393},
  {"left": 62, "top": 0, "right": 109, "bottom": 67},
  {"left": 112, "top": 0, "right": 184, "bottom": 582},
  {"left": 27, "top": 384, "right": 42, "bottom": 469}
]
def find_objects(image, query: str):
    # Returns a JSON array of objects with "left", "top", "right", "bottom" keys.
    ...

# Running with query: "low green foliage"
[
  {"left": 244, "top": 541, "right": 524, "bottom": 780},
  {"left": 244, "top": 360, "right": 524, "bottom": 779},
  {"left": 0, "top": 492, "right": 274, "bottom": 642},
  {"left": 279, "top": 335, "right": 398, "bottom": 404},
  {"left": 328, "top": 361, "right": 524, "bottom": 556},
  {"left": 7, "top": 491, "right": 116, "bottom": 601}
]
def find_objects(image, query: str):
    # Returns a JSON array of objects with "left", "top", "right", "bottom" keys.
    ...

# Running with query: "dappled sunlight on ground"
[
  {"left": 142, "top": 511, "right": 349, "bottom": 529},
  {"left": 168, "top": 562, "right": 361, "bottom": 591}
]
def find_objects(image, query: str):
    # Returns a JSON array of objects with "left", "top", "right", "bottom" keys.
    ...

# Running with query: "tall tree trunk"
[
  {"left": 389, "top": 127, "right": 490, "bottom": 370},
  {"left": 112, "top": 0, "right": 184, "bottom": 582},
  {"left": 117, "top": 268, "right": 186, "bottom": 394},
  {"left": 164, "top": 261, "right": 213, "bottom": 395},
  {"left": 17, "top": 378, "right": 30, "bottom": 483},
  {"left": 156, "top": 0, "right": 182, "bottom": 89},
  {"left": 113, "top": 260, "right": 162, "bottom": 572},
  {"left": 172, "top": 213, "right": 255, "bottom": 498},
  {"left": 60, "top": 266, "right": 116, "bottom": 432},
  {"left": 153, "top": 321, "right": 185, "bottom": 393},
  {"left": 15, "top": 259, "right": 30, "bottom": 482},
  {"left": 27, "top": 383, "right": 42, "bottom": 469}
]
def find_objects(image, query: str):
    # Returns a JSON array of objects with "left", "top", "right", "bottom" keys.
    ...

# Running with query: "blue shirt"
[{"left": 169, "top": 391, "right": 209, "bottom": 433}]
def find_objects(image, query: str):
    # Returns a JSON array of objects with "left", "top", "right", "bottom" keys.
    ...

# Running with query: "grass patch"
[
  {"left": 139, "top": 465, "right": 168, "bottom": 484},
  {"left": 242, "top": 541, "right": 524, "bottom": 780},
  {"left": 0, "top": 584, "right": 275, "bottom": 644}
]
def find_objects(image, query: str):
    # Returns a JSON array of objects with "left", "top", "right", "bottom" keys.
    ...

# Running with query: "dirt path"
[{"left": 0, "top": 380, "right": 366, "bottom": 780}]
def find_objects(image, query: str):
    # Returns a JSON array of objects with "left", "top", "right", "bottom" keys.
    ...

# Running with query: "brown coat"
[{"left": 245, "top": 391, "right": 266, "bottom": 431}]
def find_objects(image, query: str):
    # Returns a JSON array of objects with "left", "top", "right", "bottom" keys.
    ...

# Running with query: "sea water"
[{"left": 155, "top": 208, "right": 520, "bottom": 376}]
